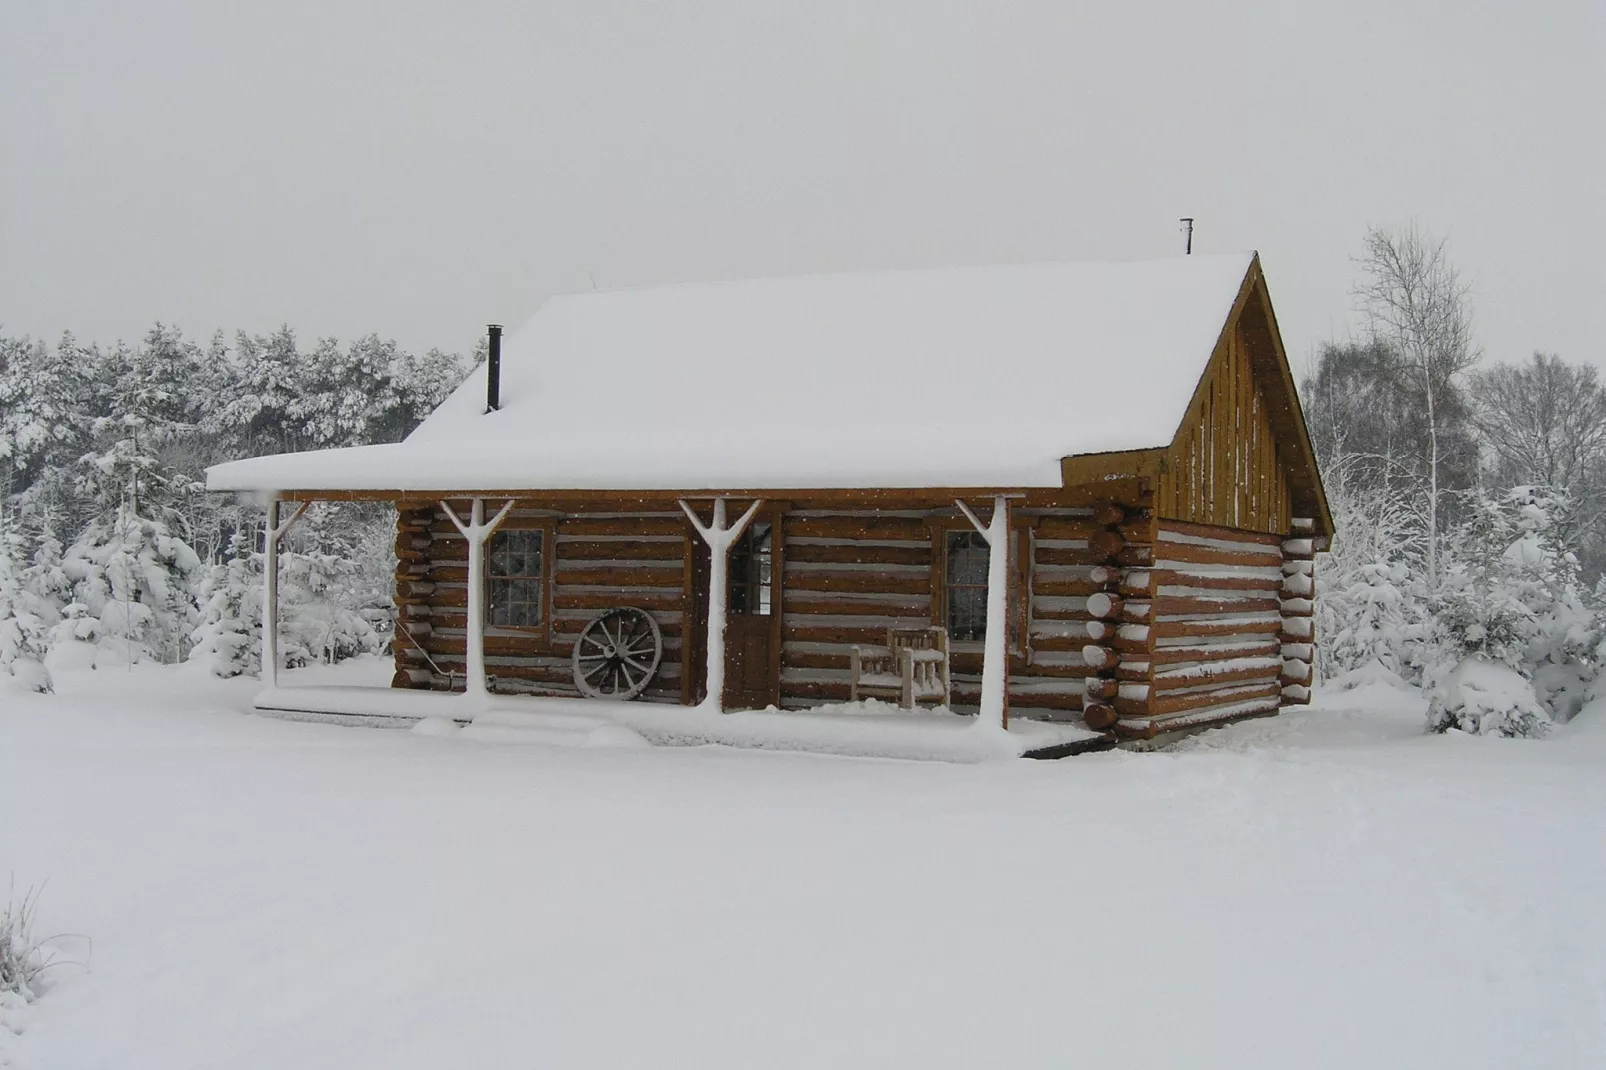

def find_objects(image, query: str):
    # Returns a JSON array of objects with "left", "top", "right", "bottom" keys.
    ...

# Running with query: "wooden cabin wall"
[
  {"left": 776, "top": 505, "right": 1138, "bottom": 720},
  {"left": 1109, "top": 519, "right": 1289, "bottom": 739},
  {"left": 393, "top": 502, "right": 686, "bottom": 703},
  {"left": 1155, "top": 322, "right": 1292, "bottom": 536},
  {"left": 777, "top": 510, "right": 937, "bottom": 708}
]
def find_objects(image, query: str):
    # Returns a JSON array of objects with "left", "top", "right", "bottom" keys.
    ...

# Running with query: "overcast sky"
[{"left": 3, "top": 1, "right": 1601, "bottom": 373}]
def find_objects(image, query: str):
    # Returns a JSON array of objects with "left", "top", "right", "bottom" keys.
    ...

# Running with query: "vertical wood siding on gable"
[{"left": 1156, "top": 323, "right": 1292, "bottom": 536}]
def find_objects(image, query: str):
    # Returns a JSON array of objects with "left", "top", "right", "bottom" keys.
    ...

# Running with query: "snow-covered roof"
[{"left": 207, "top": 253, "right": 1256, "bottom": 493}]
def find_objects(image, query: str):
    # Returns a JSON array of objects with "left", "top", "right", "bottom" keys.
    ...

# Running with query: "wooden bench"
[{"left": 849, "top": 626, "right": 952, "bottom": 709}]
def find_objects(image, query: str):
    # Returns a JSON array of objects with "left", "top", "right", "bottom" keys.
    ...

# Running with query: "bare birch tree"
[
  {"left": 1353, "top": 224, "right": 1480, "bottom": 591},
  {"left": 1472, "top": 352, "right": 1606, "bottom": 577}
]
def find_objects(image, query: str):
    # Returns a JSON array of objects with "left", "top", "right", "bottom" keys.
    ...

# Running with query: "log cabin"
[{"left": 207, "top": 252, "right": 1331, "bottom": 742}]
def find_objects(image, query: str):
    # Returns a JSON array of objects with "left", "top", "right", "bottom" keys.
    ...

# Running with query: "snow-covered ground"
[{"left": 2, "top": 659, "right": 1603, "bottom": 1069}]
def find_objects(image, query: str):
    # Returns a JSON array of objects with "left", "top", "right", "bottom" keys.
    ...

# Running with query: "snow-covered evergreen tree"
[
  {"left": 188, "top": 531, "right": 263, "bottom": 678},
  {"left": 62, "top": 507, "right": 200, "bottom": 666},
  {"left": 0, "top": 517, "right": 53, "bottom": 692},
  {"left": 1427, "top": 486, "right": 1598, "bottom": 735},
  {"left": 1313, "top": 453, "right": 1433, "bottom": 683}
]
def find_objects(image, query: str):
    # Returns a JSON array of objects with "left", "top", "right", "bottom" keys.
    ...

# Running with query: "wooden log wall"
[
  {"left": 1110, "top": 518, "right": 1289, "bottom": 739},
  {"left": 1279, "top": 518, "right": 1318, "bottom": 705},
  {"left": 1155, "top": 321, "right": 1293, "bottom": 536},
  {"left": 1010, "top": 504, "right": 1132, "bottom": 721},
  {"left": 778, "top": 510, "right": 936, "bottom": 707},
  {"left": 392, "top": 503, "right": 686, "bottom": 703},
  {"left": 776, "top": 505, "right": 1126, "bottom": 718},
  {"left": 1072, "top": 499, "right": 1154, "bottom": 731}
]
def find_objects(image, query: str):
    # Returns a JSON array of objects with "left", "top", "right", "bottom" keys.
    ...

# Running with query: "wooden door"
[{"left": 721, "top": 521, "right": 777, "bottom": 710}]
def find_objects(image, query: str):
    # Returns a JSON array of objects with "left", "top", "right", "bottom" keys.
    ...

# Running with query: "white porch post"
[
  {"left": 679, "top": 497, "right": 763, "bottom": 711},
  {"left": 261, "top": 498, "right": 309, "bottom": 687},
  {"left": 441, "top": 497, "right": 515, "bottom": 704},
  {"left": 263, "top": 500, "right": 278, "bottom": 687},
  {"left": 956, "top": 495, "right": 1013, "bottom": 733}
]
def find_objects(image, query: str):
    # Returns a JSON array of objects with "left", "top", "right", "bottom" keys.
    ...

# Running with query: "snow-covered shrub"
[
  {"left": 1426, "top": 656, "right": 1551, "bottom": 738},
  {"left": 62, "top": 506, "right": 200, "bottom": 666},
  {"left": 188, "top": 532, "right": 262, "bottom": 677},
  {"left": 1428, "top": 487, "right": 1600, "bottom": 729},
  {"left": 43, "top": 604, "right": 100, "bottom": 676},
  {"left": 277, "top": 550, "right": 380, "bottom": 667},
  {"left": 0, "top": 885, "right": 46, "bottom": 1003}
]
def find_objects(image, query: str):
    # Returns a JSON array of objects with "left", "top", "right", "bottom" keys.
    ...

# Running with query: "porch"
[{"left": 253, "top": 682, "right": 1113, "bottom": 762}]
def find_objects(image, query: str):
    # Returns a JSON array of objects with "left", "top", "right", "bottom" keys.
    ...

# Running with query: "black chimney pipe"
[{"left": 485, "top": 324, "right": 503, "bottom": 412}]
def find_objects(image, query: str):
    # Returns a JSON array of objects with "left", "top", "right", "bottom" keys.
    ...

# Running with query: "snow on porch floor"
[{"left": 252, "top": 684, "right": 1110, "bottom": 762}]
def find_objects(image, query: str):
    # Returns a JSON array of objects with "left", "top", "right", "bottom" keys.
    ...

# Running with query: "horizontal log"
[
  {"left": 560, "top": 516, "right": 688, "bottom": 538},
  {"left": 1033, "top": 578, "right": 1105, "bottom": 598},
  {"left": 1087, "top": 592, "right": 1123, "bottom": 619},
  {"left": 784, "top": 624, "right": 897, "bottom": 647},
  {"left": 555, "top": 590, "right": 684, "bottom": 611},
  {"left": 1281, "top": 642, "right": 1314, "bottom": 661},
  {"left": 1014, "top": 661, "right": 1100, "bottom": 681},
  {"left": 1152, "top": 595, "right": 1282, "bottom": 618},
  {"left": 1281, "top": 598, "right": 1315, "bottom": 616},
  {"left": 392, "top": 668, "right": 432, "bottom": 688},
  {"left": 1008, "top": 690, "right": 1085, "bottom": 712},
  {"left": 1116, "top": 546, "right": 1153, "bottom": 567},
  {"left": 1280, "top": 617, "right": 1314, "bottom": 639},
  {"left": 396, "top": 580, "right": 436, "bottom": 599},
  {"left": 1087, "top": 564, "right": 1121, "bottom": 587},
  {"left": 1083, "top": 644, "right": 1116, "bottom": 670},
  {"left": 1281, "top": 659, "right": 1313, "bottom": 685},
  {"left": 1148, "top": 680, "right": 1281, "bottom": 717},
  {"left": 1033, "top": 516, "right": 1105, "bottom": 540},
  {"left": 1281, "top": 574, "right": 1314, "bottom": 597},
  {"left": 781, "top": 680, "right": 854, "bottom": 702},
  {"left": 552, "top": 615, "right": 683, "bottom": 638},
  {"left": 785, "top": 515, "right": 929, "bottom": 541},
  {"left": 1152, "top": 663, "right": 1282, "bottom": 692},
  {"left": 784, "top": 542, "right": 931, "bottom": 566},
  {"left": 1117, "top": 521, "right": 1152, "bottom": 544},
  {"left": 1082, "top": 501, "right": 1121, "bottom": 527},
  {"left": 558, "top": 539, "right": 686, "bottom": 561},
  {"left": 1151, "top": 542, "right": 1281, "bottom": 568},
  {"left": 1281, "top": 684, "right": 1312, "bottom": 704},
  {"left": 785, "top": 570, "right": 931, "bottom": 596},
  {"left": 1150, "top": 569, "right": 1279, "bottom": 593},
  {"left": 1083, "top": 702, "right": 1118, "bottom": 730},
  {"left": 1084, "top": 677, "right": 1118, "bottom": 701},
  {"left": 784, "top": 598, "right": 930, "bottom": 618},
  {"left": 1149, "top": 616, "right": 1281, "bottom": 640},
  {"left": 1035, "top": 545, "right": 1106, "bottom": 567},
  {"left": 1158, "top": 519, "right": 1285, "bottom": 547},
  {"left": 554, "top": 566, "right": 684, "bottom": 588},
  {"left": 1150, "top": 640, "right": 1282, "bottom": 665},
  {"left": 1282, "top": 538, "right": 1316, "bottom": 557}
]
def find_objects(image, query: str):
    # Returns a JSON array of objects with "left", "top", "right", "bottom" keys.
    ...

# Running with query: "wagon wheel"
[{"left": 571, "top": 607, "right": 664, "bottom": 700}]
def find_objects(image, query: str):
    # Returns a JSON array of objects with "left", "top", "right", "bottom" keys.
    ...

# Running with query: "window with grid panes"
[
  {"left": 729, "top": 523, "right": 772, "bottom": 615},
  {"left": 487, "top": 529, "right": 544, "bottom": 628},
  {"left": 945, "top": 530, "right": 989, "bottom": 641}
]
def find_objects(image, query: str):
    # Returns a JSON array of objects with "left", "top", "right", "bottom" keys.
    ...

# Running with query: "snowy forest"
[
  {"left": 4, "top": 225, "right": 1604, "bottom": 737},
  {"left": 0, "top": 324, "right": 475, "bottom": 689}
]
